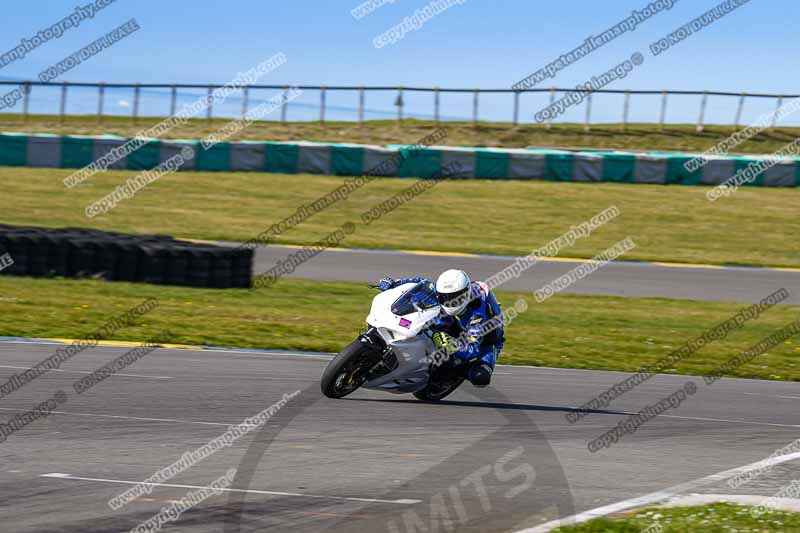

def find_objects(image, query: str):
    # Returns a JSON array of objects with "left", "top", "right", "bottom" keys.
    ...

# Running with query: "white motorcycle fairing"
[{"left": 362, "top": 283, "right": 440, "bottom": 393}]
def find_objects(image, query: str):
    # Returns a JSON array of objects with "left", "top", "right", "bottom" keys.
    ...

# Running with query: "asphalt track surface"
[
  {"left": 4, "top": 340, "right": 800, "bottom": 532},
  {"left": 249, "top": 245, "right": 800, "bottom": 305}
]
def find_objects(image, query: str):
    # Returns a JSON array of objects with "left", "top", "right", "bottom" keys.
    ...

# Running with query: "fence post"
[
  {"left": 170, "top": 85, "right": 177, "bottom": 116},
  {"left": 622, "top": 90, "right": 630, "bottom": 131},
  {"left": 21, "top": 82, "right": 31, "bottom": 122},
  {"left": 396, "top": 86, "right": 403, "bottom": 124},
  {"left": 434, "top": 87, "right": 440, "bottom": 123},
  {"left": 734, "top": 92, "right": 745, "bottom": 127},
  {"left": 584, "top": 91, "right": 592, "bottom": 132},
  {"left": 659, "top": 90, "right": 667, "bottom": 129},
  {"left": 358, "top": 86, "right": 364, "bottom": 125},
  {"left": 133, "top": 83, "right": 140, "bottom": 125},
  {"left": 696, "top": 91, "right": 708, "bottom": 132},
  {"left": 59, "top": 82, "right": 68, "bottom": 125},
  {"left": 97, "top": 82, "right": 105, "bottom": 124},
  {"left": 206, "top": 85, "right": 213, "bottom": 123},
  {"left": 320, "top": 86, "right": 326, "bottom": 124},
  {"left": 547, "top": 88, "right": 555, "bottom": 129},
  {"left": 241, "top": 86, "right": 249, "bottom": 119},
  {"left": 513, "top": 90, "right": 520, "bottom": 126},
  {"left": 772, "top": 96, "right": 784, "bottom": 128},
  {"left": 281, "top": 85, "right": 289, "bottom": 123},
  {"left": 473, "top": 89, "right": 479, "bottom": 127}
]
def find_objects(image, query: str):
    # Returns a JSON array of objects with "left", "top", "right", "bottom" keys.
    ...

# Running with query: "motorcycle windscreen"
[{"left": 390, "top": 282, "right": 439, "bottom": 316}]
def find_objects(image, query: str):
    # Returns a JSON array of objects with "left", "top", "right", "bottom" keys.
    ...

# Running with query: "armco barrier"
[
  {"left": 1, "top": 132, "right": 799, "bottom": 187},
  {"left": 0, "top": 225, "right": 253, "bottom": 289}
]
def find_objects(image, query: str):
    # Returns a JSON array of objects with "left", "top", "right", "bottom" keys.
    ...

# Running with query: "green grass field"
[
  {"left": 3, "top": 166, "right": 798, "bottom": 268},
  {"left": 552, "top": 503, "right": 800, "bottom": 532},
  {"left": 1, "top": 276, "right": 798, "bottom": 381},
  {"left": 4, "top": 116, "right": 798, "bottom": 379},
  {"left": 3, "top": 114, "right": 800, "bottom": 154}
]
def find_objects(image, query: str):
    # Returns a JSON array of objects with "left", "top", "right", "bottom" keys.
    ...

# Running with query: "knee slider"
[{"left": 469, "top": 363, "right": 493, "bottom": 387}]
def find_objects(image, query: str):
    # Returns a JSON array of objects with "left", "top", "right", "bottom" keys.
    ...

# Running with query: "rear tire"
[
  {"left": 321, "top": 340, "right": 378, "bottom": 399},
  {"left": 413, "top": 377, "right": 465, "bottom": 402}
]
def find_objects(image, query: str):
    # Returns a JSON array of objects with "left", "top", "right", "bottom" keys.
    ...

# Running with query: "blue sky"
[{"left": 0, "top": 0, "right": 796, "bottom": 125}]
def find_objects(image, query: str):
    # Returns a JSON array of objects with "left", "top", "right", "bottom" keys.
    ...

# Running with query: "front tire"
[{"left": 321, "top": 340, "right": 378, "bottom": 399}]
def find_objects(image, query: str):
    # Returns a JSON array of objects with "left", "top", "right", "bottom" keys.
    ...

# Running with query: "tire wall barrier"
[
  {"left": 0, "top": 225, "right": 253, "bottom": 289},
  {"left": 0, "top": 133, "right": 798, "bottom": 187}
]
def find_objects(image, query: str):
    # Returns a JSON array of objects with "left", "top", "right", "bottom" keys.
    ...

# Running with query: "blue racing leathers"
[{"left": 379, "top": 277, "right": 504, "bottom": 373}]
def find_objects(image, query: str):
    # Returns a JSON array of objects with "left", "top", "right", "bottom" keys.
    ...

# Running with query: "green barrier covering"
[
  {"left": 330, "top": 145, "right": 364, "bottom": 176},
  {"left": 0, "top": 134, "right": 27, "bottom": 167},
  {"left": 1, "top": 132, "right": 798, "bottom": 188},
  {"left": 665, "top": 156, "right": 703, "bottom": 185},
  {"left": 60, "top": 136, "right": 95, "bottom": 169},
  {"left": 195, "top": 142, "right": 230, "bottom": 171},
  {"left": 127, "top": 139, "right": 161, "bottom": 171},
  {"left": 601, "top": 153, "right": 637, "bottom": 183},
  {"left": 398, "top": 146, "right": 441, "bottom": 178},
  {"left": 264, "top": 143, "right": 299, "bottom": 174},
  {"left": 545, "top": 152, "right": 575, "bottom": 182},
  {"left": 475, "top": 150, "right": 511, "bottom": 179}
]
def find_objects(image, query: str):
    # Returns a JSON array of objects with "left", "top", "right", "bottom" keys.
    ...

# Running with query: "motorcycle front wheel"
[{"left": 320, "top": 340, "right": 378, "bottom": 399}]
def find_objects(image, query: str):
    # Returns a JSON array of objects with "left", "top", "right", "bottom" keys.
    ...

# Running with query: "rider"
[{"left": 377, "top": 269, "right": 504, "bottom": 387}]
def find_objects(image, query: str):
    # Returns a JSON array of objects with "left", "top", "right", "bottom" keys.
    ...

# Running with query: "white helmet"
[{"left": 435, "top": 269, "right": 472, "bottom": 316}]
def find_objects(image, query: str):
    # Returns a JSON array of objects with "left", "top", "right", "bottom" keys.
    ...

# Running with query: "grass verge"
[
  {"left": 551, "top": 503, "right": 800, "bottom": 532},
  {"left": 1, "top": 276, "right": 799, "bottom": 381},
  {"left": 3, "top": 167, "right": 799, "bottom": 268},
  {"left": 3, "top": 115, "right": 800, "bottom": 154}
]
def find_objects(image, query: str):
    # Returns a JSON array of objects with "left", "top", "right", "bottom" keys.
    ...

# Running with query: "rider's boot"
[{"left": 467, "top": 345, "right": 499, "bottom": 387}]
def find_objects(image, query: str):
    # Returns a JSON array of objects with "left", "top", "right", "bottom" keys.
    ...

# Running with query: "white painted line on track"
[
  {"left": 0, "top": 340, "right": 702, "bottom": 382},
  {"left": 0, "top": 364, "right": 173, "bottom": 380},
  {"left": 743, "top": 392, "right": 800, "bottom": 400},
  {"left": 0, "top": 340, "right": 734, "bottom": 380},
  {"left": 0, "top": 340, "right": 773, "bottom": 383},
  {"left": 173, "top": 349, "right": 334, "bottom": 360},
  {"left": 563, "top": 408, "right": 800, "bottom": 429},
  {"left": 645, "top": 413, "right": 800, "bottom": 429},
  {"left": 40, "top": 473, "right": 421, "bottom": 505},
  {"left": 0, "top": 407, "right": 236, "bottom": 427},
  {"left": 516, "top": 451, "right": 800, "bottom": 532},
  {"left": 0, "top": 340, "right": 335, "bottom": 359}
]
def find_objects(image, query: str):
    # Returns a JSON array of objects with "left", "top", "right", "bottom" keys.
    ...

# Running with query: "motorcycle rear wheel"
[
  {"left": 413, "top": 377, "right": 465, "bottom": 401},
  {"left": 321, "top": 340, "right": 377, "bottom": 399}
]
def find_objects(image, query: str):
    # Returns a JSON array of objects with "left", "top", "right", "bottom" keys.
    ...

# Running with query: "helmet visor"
[{"left": 437, "top": 286, "right": 469, "bottom": 308}]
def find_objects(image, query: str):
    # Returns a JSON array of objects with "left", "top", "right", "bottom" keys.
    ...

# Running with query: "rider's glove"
[
  {"left": 432, "top": 331, "right": 454, "bottom": 353},
  {"left": 378, "top": 277, "right": 397, "bottom": 291}
]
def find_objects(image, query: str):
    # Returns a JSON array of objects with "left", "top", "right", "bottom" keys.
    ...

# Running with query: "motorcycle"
[{"left": 320, "top": 281, "right": 466, "bottom": 401}]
